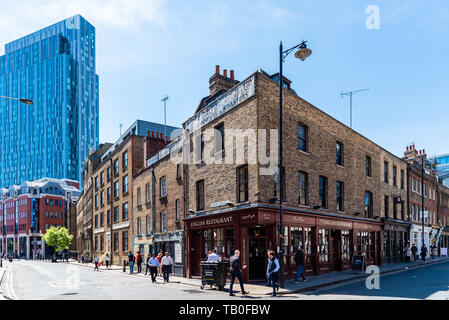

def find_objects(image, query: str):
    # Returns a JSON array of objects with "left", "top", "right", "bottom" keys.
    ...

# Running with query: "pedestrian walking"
[
  {"left": 406, "top": 243, "right": 412, "bottom": 262},
  {"left": 93, "top": 255, "right": 99, "bottom": 271},
  {"left": 128, "top": 251, "right": 135, "bottom": 274},
  {"left": 267, "top": 251, "right": 280, "bottom": 297},
  {"left": 411, "top": 243, "right": 418, "bottom": 262},
  {"left": 148, "top": 254, "right": 160, "bottom": 283},
  {"left": 136, "top": 251, "right": 143, "bottom": 273},
  {"left": 161, "top": 252, "right": 174, "bottom": 283},
  {"left": 265, "top": 249, "right": 272, "bottom": 287},
  {"left": 207, "top": 249, "right": 221, "bottom": 262},
  {"left": 421, "top": 244, "right": 428, "bottom": 263},
  {"left": 145, "top": 254, "right": 152, "bottom": 275},
  {"left": 431, "top": 243, "right": 437, "bottom": 260},
  {"left": 294, "top": 246, "right": 307, "bottom": 283},
  {"left": 156, "top": 252, "right": 163, "bottom": 277},
  {"left": 104, "top": 253, "right": 110, "bottom": 269},
  {"left": 229, "top": 250, "right": 249, "bottom": 296}
]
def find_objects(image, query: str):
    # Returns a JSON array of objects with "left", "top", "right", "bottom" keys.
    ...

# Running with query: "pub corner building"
[{"left": 180, "top": 67, "right": 408, "bottom": 282}]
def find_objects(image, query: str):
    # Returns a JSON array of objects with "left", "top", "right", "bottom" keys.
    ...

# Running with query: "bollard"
[
  {"left": 0, "top": 258, "right": 2, "bottom": 268},
  {"left": 123, "top": 260, "right": 126, "bottom": 272}
]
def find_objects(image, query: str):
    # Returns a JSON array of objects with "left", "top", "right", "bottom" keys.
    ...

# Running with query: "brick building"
[
  {"left": 179, "top": 66, "right": 411, "bottom": 281},
  {"left": 0, "top": 178, "right": 80, "bottom": 258},
  {"left": 81, "top": 120, "right": 178, "bottom": 265},
  {"left": 132, "top": 136, "right": 185, "bottom": 275},
  {"left": 403, "top": 145, "right": 449, "bottom": 254},
  {"left": 76, "top": 143, "right": 113, "bottom": 258}
]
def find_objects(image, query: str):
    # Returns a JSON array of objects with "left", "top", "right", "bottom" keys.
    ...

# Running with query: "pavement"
[{"left": 62, "top": 256, "right": 449, "bottom": 296}]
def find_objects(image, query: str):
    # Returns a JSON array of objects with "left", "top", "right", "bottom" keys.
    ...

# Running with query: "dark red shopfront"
[{"left": 185, "top": 207, "right": 383, "bottom": 282}]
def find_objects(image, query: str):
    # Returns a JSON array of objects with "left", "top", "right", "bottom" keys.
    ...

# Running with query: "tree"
[{"left": 42, "top": 226, "right": 73, "bottom": 253}]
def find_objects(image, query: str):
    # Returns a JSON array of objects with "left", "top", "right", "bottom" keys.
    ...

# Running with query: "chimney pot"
[
  {"left": 230, "top": 70, "right": 234, "bottom": 80},
  {"left": 223, "top": 69, "right": 227, "bottom": 78},
  {"left": 406, "top": 146, "right": 409, "bottom": 151},
  {"left": 151, "top": 131, "right": 154, "bottom": 137},
  {"left": 215, "top": 65, "right": 220, "bottom": 74}
]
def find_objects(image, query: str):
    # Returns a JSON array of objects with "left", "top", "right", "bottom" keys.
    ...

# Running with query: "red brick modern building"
[{"left": 0, "top": 178, "right": 80, "bottom": 258}]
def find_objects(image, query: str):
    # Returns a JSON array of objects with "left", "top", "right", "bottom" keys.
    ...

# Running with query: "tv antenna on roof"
[{"left": 341, "top": 88, "right": 369, "bottom": 128}]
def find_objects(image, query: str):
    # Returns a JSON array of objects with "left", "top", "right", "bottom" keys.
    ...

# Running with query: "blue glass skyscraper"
[{"left": 0, "top": 14, "right": 99, "bottom": 187}]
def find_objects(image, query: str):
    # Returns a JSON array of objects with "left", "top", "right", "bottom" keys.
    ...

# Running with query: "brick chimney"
[
  {"left": 404, "top": 144, "right": 418, "bottom": 160},
  {"left": 209, "top": 65, "right": 240, "bottom": 96},
  {"left": 144, "top": 131, "right": 167, "bottom": 162}
]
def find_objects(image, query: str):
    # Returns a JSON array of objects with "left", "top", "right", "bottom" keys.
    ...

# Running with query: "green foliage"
[{"left": 42, "top": 226, "right": 73, "bottom": 253}]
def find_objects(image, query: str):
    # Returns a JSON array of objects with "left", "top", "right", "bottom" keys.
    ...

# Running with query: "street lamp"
[
  {"left": 0, "top": 96, "right": 33, "bottom": 105},
  {"left": 278, "top": 40, "right": 312, "bottom": 288}
]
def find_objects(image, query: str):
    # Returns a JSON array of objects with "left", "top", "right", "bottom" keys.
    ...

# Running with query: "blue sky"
[{"left": 0, "top": 0, "right": 448, "bottom": 158}]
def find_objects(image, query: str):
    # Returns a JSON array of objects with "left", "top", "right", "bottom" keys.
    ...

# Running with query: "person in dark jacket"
[
  {"left": 265, "top": 249, "right": 272, "bottom": 286},
  {"left": 229, "top": 250, "right": 249, "bottom": 296},
  {"left": 411, "top": 243, "right": 418, "bottom": 262},
  {"left": 267, "top": 251, "right": 280, "bottom": 297},
  {"left": 421, "top": 245, "right": 428, "bottom": 263},
  {"left": 294, "top": 246, "right": 307, "bottom": 283}
]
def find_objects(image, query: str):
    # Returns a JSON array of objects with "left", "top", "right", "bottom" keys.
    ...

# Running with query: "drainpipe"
[{"left": 151, "top": 169, "right": 156, "bottom": 253}]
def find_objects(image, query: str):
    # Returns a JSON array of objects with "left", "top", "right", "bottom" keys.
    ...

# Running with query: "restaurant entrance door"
[
  {"left": 248, "top": 226, "right": 267, "bottom": 281},
  {"left": 190, "top": 230, "right": 202, "bottom": 276},
  {"left": 331, "top": 229, "right": 342, "bottom": 271}
]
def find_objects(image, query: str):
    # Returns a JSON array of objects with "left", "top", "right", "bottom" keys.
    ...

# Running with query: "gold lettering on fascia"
[
  {"left": 190, "top": 216, "right": 233, "bottom": 227},
  {"left": 241, "top": 214, "right": 256, "bottom": 220},
  {"left": 293, "top": 217, "right": 305, "bottom": 222},
  {"left": 318, "top": 219, "right": 352, "bottom": 228},
  {"left": 263, "top": 214, "right": 271, "bottom": 220}
]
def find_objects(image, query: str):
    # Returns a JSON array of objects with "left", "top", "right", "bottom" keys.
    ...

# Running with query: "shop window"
[
  {"left": 318, "top": 229, "right": 329, "bottom": 263},
  {"left": 291, "top": 227, "right": 304, "bottom": 254},
  {"left": 214, "top": 228, "right": 224, "bottom": 255},
  {"left": 341, "top": 230, "right": 351, "bottom": 261},
  {"left": 283, "top": 226, "right": 289, "bottom": 256},
  {"left": 226, "top": 228, "right": 235, "bottom": 257}
]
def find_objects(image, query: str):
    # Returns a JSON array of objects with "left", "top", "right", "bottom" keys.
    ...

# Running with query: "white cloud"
[{"left": 0, "top": 0, "right": 167, "bottom": 55}]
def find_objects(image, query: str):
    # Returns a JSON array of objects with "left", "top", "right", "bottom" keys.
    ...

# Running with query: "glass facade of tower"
[
  {"left": 0, "top": 15, "right": 99, "bottom": 187},
  {"left": 428, "top": 154, "right": 449, "bottom": 187}
]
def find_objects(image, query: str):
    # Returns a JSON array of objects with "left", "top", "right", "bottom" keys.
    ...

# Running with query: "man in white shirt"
[
  {"left": 161, "top": 252, "right": 174, "bottom": 282},
  {"left": 207, "top": 249, "right": 222, "bottom": 262}
]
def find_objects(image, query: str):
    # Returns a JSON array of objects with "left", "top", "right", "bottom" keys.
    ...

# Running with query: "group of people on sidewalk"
[
  {"left": 404, "top": 242, "right": 439, "bottom": 263},
  {"left": 126, "top": 250, "right": 174, "bottom": 283},
  {"left": 226, "top": 245, "right": 308, "bottom": 297}
]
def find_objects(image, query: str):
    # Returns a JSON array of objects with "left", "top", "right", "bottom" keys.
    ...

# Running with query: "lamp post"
[
  {"left": 0, "top": 96, "right": 33, "bottom": 105},
  {"left": 278, "top": 40, "right": 312, "bottom": 288}
]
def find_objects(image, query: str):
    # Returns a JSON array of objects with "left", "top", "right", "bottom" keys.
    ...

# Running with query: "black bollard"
[{"left": 123, "top": 260, "right": 126, "bottom": 272}]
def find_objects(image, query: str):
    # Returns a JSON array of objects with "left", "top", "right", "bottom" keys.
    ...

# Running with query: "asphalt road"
[
  {"left": 0, "top": 259, "right": 254, "bottom": 300},
  {"left": 2, "top": 259, "right": 449, "bottom": 300},
  {"left": 295, "top": 260, "right": 449, "bottom": 300}
]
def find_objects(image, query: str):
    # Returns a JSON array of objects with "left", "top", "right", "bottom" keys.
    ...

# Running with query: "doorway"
[
  {"left": 330, "top": 229, "right": 342, "bottom": 271},
  {"left": 248, "top": 226, "right": 267, "bottom": 280},
  {"left": 190, "top": 230, "right": 202, "bottom": 276}
]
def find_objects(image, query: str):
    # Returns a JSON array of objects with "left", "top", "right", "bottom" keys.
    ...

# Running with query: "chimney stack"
[{"left": 209, "top": 65, "right": 240, "bottom": 96}]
